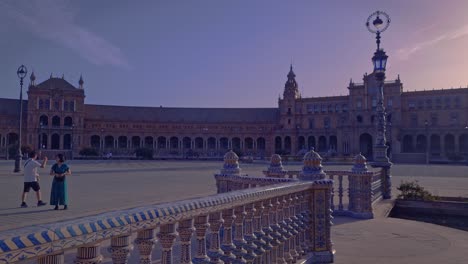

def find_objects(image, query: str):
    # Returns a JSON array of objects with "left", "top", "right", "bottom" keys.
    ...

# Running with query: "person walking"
[
  {"left": 49, "top": 154, "right": 71, "bottom": 210},
  {"left": 21, "top": 150, "right": 48, "bottom": 208}
]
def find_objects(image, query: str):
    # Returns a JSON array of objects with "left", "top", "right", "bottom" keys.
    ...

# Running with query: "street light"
[
  {"left": 425, "top": 119, "right": 429, "bottom": 164},
  {"left": 366, "top": 11, "right": 392, "bottom": 199},
  {"left": 14, "top": 65, "right": 27, "bottom": 173}
]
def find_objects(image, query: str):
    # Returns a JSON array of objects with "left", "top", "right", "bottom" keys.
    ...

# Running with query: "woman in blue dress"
[{"left": 50, "top": 154, "right": 71, "bottom": 210}]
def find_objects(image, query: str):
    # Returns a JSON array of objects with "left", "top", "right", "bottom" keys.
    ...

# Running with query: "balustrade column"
[
  {"left": 261, "top": 199, "right": 274, "bottom": 263},
  {"left": 244, "top": 203, "right": 260, "bottom": 263},
  {"left": 328, "top": 175, "right": 335, "bottom": 211},
  {"left": 295, "top": 193, "right": 307, "bottom": 257},
  {"left": 157, "top": 223, "right": 178, "bottom": 264},
  {"left": 281, "top": 195, "right": 293, "bottom": 263},
  {"left": 288, "top": 195, "right": 300, "bottom": 262},
  {"left": 221, "top": 209, "right": 236, "bottom": 263},
  {"left": 308, "top": 186, "right": 334, "bottom": 263},
  {"left": 74, "top": 243, "right": 103, "bottom": 264},
  {"left": 208, "top": 212, "right": 224, "bottom": 264},
  {"left": 293, "top": 193, "right": 304, "bottom": 258},
  {"left": 233, "top": 206, "right": 247, "bottom": 262},
  {"left": 135, "top": 228, "right": 156, "bottom": 264},
  {"left": 274, "top": 197, "right": 287, "bottom": 264},
  {"left": 253, "top": 201, "right": 268, "bottom": 263},
  {"left": 193, "top": 215, "right": 210, "bottom": 263},
  {"left": 38, "top": 251, "right": 64, "bottom": 264},
  {"left": 177, "top": 219, "right": 195, "bottom": 264},
  {"left": 108, "top": 234, "right": 133, "bottom": 264}
]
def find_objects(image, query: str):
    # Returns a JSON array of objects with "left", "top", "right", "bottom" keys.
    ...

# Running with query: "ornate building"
[{"left": 0, "top": 67, "right": 467, "bottom": 162}]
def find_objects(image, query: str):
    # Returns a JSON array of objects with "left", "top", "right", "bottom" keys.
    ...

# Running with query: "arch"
[
  {"left": 257, "top": 137, "right": 266, "bottom": 150},
  {"left": 308, "top": 136, "right": 316, "bottom": 150},
  {"left": 118, "top": 136, "right": 127, "bottom": 149},
  {"left": 284, "top": 136, "right": 291, "bottom": 153},
  {"left": 415, "top": 135, "right": 427, "bottom": 153},
  {"left": 220, "top": 137, "right": 229, "bottom": 149},
  {"left": 157, "top": 136, "right": 167, "bottom": 149},
  {"left": 207, "top": 137, "right": 216, "bottom": 149},
  {"left": 132, "top": 136, "right": 141, "bottom": 148},
  {"left": 430, "top": 134, "right": 441, "bottom": 153},
  {"left": 52, "top": 116, "right": 60, "bottom": 127},
  {"left": 105, "top": 135, "right": 114, "bottom": 148},
  {"left": 444, "top": 134, "right": 455, "bottom": 154},
  {"left": 170, "top": 136, "right": 179, "bottom": 149},
  {"left": 195, "top": 137, "right": 204, "bottom": 149},
  {"left": 244, "top": 137, "right": 254, "bottom": 150},
  {"left": 145, "top": 136, "right": 154, "bottom": 148},
  {"left": 460, "top": 134, "right": 468, "bottom": 153},
  {"left": 402, "top": 135, "right": 413, "bottom": 153},
  {"left": 298, "top": 136, "right": 306, "bottom": 151},
  {"left": 64, "top": 116, "right": 73, "bottom": 127},
  {"left": 275, "top": 136, "right": 282, "bottom": 153},
  {"left": 39, "top": 133, "right": 48, "bottom": 149},
  {"left": 90, "top": 135, "right": 100, "bottom": 149},
  {"left": 51, "top": 134, "right": 60, "bottom": 149},
  {"left": 359, "top": 133, "right": 373, "bottom": 160},
  {"left": 63, "top": 134, "right": 72, "bottom": 149},
  {"left": 232, "top": 137, "right": 241, "bottom": 150},
  {"left": 183, "top": 137, "right": 191, "bottom": 149},
  {"left": 318, "top": 136, "right": 327, "bottom": 152},
  {"left": 329, "top": 135, "right": 337, "bottom": 151},
  {"left": 7, "top": 132, "right": 19, "bottom": 146},
  {"left": 39, "top": 115, "right": 48, "bottom": 126}
]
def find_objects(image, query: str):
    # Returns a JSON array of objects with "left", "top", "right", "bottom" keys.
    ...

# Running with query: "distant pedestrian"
[
  {"left": 21, "top": 150, "right": 48, "bottom": 208},
  {"left": 50, "top": 154, "right": 71, "bottom": 210}
]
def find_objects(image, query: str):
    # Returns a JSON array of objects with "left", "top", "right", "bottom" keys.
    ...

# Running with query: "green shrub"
[
  {"left": 79, "top": 147, "right": 99, "bottom": 156},
  {"left": 397, "top": 180, "right": 437, "bottom": 201},
  {"left": 135, "top": 148, "right": 153, "bottom": 159}
]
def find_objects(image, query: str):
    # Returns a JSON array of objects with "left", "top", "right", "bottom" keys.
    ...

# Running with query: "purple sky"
[{"left": 1, "top": 0, "right": 468, "bottom": 107}]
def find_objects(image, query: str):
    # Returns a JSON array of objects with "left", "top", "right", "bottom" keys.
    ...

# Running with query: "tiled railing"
[{"left": 0, "top": 181, "right": 334, "bottom": 264}]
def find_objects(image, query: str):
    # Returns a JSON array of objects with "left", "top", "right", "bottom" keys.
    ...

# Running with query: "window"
[
  {"left": 426, "top": 99, "right": 432, "bottom": 109},
  {"left": 70, "top": 101, "right": 75, "bottom": 111},
  {"left": 328, "top": 105, "right": 333, "bottom": 112},
  {"left": 408, "top": 101, "right": 416, "bottom": 110},
  {"left": 321, "top": 105, "right": 327, "bottom": 113},
  {"left": 335, "top": 104, "right": 340, "bottom": 112},
  {"left": 314, "top": 105, "right": 319, "bottom": 113},
  {"left": 444, "top": 97, "right": 451, "bottom": 109},
  {"left": 324, "top": 117, "right": 330, "bottom": 128},
  {"left": 430, "top": 113, "right": 438, "bottom": 126},
  {"left": 435, "top": 98, "right": 442, "bottom": 109},
  {"left": 45, "top": 100, "right": 50, "bottom": 110},
  {"left": 54, "top": 101, "right": 60, "bottom": 110},
  {"left": 39, "top": 99, "right": 43, "bottom": 110},
  {"left": 307, "top": 104, "right": 314, "bottom": 113},
  {"left": 357, "top": 115, "right": 363, "bottom": 123},
  {"left": 342, "top": 104, "right": 348, "bottom": 112},
  {"left": 371, "top": 97, "right": 377, "bottom": 109},
  {"left": 356, "top": 100, "right": 362, "bottom": 109},
  {"left": 308, "top": 118, "right": 314, "bottom": 129},
  {"left": 411, "top": 114, "right": 418, "bottom": 127},
  {"left": 450, "top": 112, "right": 459, "bottom": 126},
  {"left": 417, "top": 100, "right": 424, "bottom": 110},
  {"left": 387, "top": 98, "right": 393, "bottom": 108},
  {"left": 64, "top": 101, "right": 69, "bottom": 111}
]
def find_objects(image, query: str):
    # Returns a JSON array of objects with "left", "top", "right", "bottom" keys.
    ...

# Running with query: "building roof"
[
  {"left": 0, "top": 98, "right": 28, "bottom": 116},
  {"left": 36, "top": 78, "right": 78, "bottom": 90},
  {"left": 85, "top": 104, "right": 279, "bottom": 123}
]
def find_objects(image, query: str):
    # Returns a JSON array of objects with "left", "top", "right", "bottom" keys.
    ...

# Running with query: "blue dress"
[{"left": 50, "top": 163, "right": 69, "bottom": 206}]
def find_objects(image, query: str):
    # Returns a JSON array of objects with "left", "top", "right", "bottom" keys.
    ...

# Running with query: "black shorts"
[{"left": 23, "top": 182, "right": 40, "bottom": 192}]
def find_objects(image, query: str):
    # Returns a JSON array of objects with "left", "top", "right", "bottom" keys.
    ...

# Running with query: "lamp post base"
[{"left": 14, "top": 154, "right": 23, "bottom": 173}]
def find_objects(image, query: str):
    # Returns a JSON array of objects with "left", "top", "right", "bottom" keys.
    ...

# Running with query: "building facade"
[{"left": 0, "top": 67, "right": 467, "bottom": 162}]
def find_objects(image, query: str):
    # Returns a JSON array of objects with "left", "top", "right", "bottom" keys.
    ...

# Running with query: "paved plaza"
[{"left": 1, "top": 160, "right": 468, "bottom": 263}]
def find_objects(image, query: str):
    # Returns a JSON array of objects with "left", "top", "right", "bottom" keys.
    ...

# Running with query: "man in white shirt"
[{"left": 21, "top": 150, "right": 48, "bottom": 208}]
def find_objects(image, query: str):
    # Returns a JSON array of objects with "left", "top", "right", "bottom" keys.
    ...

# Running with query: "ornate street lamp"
[
  {"left": 425, "top": 120, "right": 429, "bottom": 164},
  {"left": 366, "top": 11, "right": 392, "bottom": 199},
  {"left": 14, "top": 65, "right": 27, "bottom": 172}
]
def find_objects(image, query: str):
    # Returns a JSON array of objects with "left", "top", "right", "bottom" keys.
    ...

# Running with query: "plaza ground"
[{"left": 1, "top": 160, "right": 467, "bottom": 263}]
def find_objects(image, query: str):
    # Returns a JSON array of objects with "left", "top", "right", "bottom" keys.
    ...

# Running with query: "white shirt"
[{"left": 24, "top": 159, "right": 42, "bottom": 182}]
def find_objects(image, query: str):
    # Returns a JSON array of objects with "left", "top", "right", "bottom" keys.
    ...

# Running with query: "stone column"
[
  {"left": 253, "top": 201, "right": 268, "bottom": 262},
  {"left": 38, "top": 251, "right": 64, "bottom": 264},
  {"left": 208, "top": 212, "right": 224, "bottom": 264},
  {"left": 281, "top": 195, "right": 293, "bottom": 263},
  {"left": 233, "top": 206, "right": 247, "bottom": 262},
  {"left": 244, "top": 203, "right": 259, "bottom": 263},
  {"left": 157, "top": 223, "right": 178, "bottom": 264},
  {"left": 193, "top": 215, "right": 210, "bottom": 263},
  {"left": 221, "top": 209, "right": 236, "bottom": 263},
  {"left": 177, "top": 219, "right": 195, "bottom": 264},
  {"left": 74, "top": 243, "right": 103, "bottom": 264},
  {"left": 261, "top": 199, "right": 274, "bottom": 263},
  {"left": 108, "top": 234, "right": 133, "bottom": 264},
  {"left": 135, "top": 228, "right": 156, "bottom": 264}
]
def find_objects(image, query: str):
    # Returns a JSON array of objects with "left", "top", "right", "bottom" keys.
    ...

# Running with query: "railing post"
[
  {"left": 244, "top": 203, "right": 261, "bottom": 263},
  {"left": 208, "top": 212, "right": 224, "bottom": 264},
  {"left": 233, "top": 205, "right": 248, "bottom": 262},
  {"left": 263, "top": 154, "right": 288, "bottom": 178},
  {"left": 38, "top": 251, "right": 64, "bottom": 264},
  {"left": 157, "top": 223, "right": 178, "bottom": 264},
  {"left": 261, "top": 199, "right": 275, "bottom": 263},
  {"left": 274, "top": 196, "right": 287, "bottom": 264},
  {"left": 350, "top": 154, "right": 374, "bottom": 219},
  {"left": 289, "top": 194, "right": 300, "bottom": 262},
  {"left": 221, "top": 209, "right": 236, "bottom": 263},
  {"left": 269, "top": 197, "right": 281, "bottom": 263},
  {"left": 108, "top": 234, "right": 133, "bottom": 264},
  {"left": 74, "top": 243, "right": 103, "bottom": 264},
  {"left": 253, "top": 201, "right": 269, "bottom": 263},
  {"left": 135, "top": 228, "right": 156, "bottom": 264},
  {"left": 193, "top": 215, "right": 210, "bottom": 263},
  {"left": 177, "top": 219, "right": 195, "bottom": 264}
]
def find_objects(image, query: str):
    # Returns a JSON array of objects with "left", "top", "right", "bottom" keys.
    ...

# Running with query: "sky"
[{"left": 1, "top": 0, "right": 468, "bottom": 108}]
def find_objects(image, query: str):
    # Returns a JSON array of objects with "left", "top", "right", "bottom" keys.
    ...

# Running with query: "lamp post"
[
  {"left": 14, "top": 65, "right": 27, "bottom": 173},
  {"left": 425, "top": 120, "right": 429, "bottom": 164},
  {"left": 71, "top": 123, "right": 75, "bottom": 160},
  {"left": 366, "top": 11, "right": 392, "bottom": 199}
]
